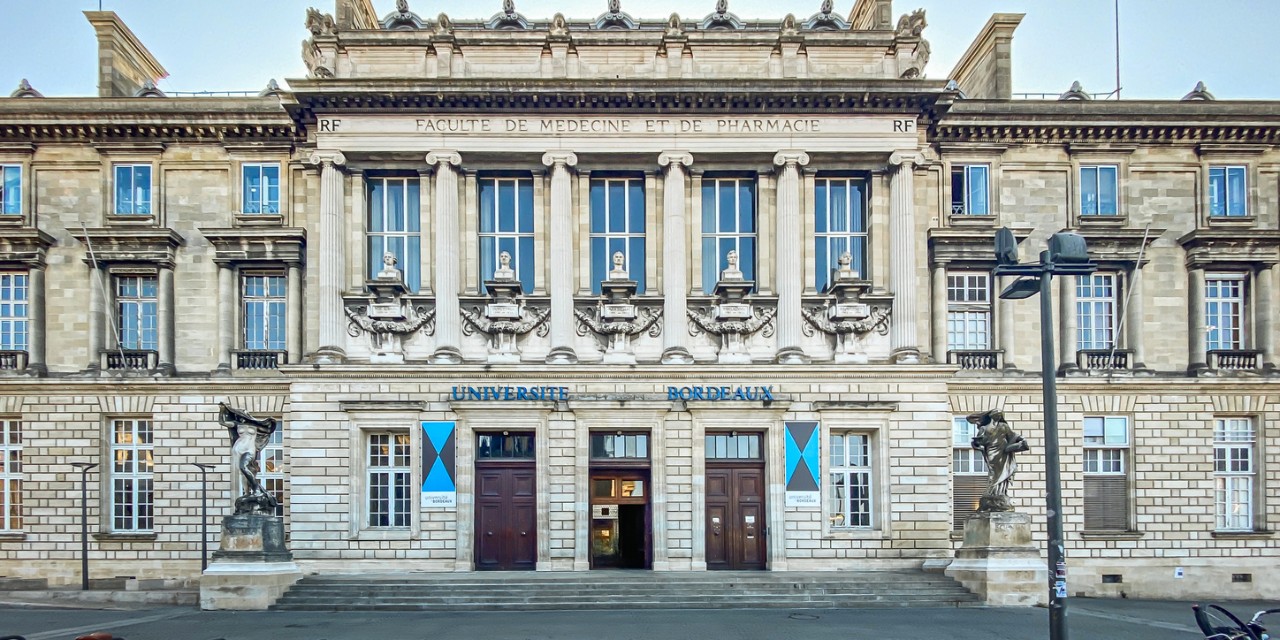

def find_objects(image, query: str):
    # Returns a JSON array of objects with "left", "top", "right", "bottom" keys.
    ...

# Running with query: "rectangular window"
[
  {"left": 0, "top": 273, "right": 29, "bottom": 352},
  {"left": 814, "top": 177, "right": 868, "bottom": 292},
  {"left": 111, "top": 419, "right": 153, "bottom": 532},
  {"left": 366, "top": 432, "right": 411, "bottom": 528},
  {"left": 113, "top": 164, "right": 152, "bottom": 215},
  {"left": 479, "top": 177, "right": 535, "bottom": 293},
  {"left": 1214, "top": 418, "right": 1255, "bottom": 531},
  {"left": 700, "top": 177, "right": 756, "bottom": 293},
  {"left": 589, "top": 178, "right": 645, "bottom": 293},
  {"left": 952, "top": 417, "right": 987, "bottom": 530},
  {"left": 260, "top": 423, "right": 285, "bottom": 518},
  {"left": 1076, "top": 273, "right": 1117, "bottom": 351},
  {"left": 242, "top": 274, "right": 286, "bottom": 351},
  {"left": 1080, "top": 165, "right": 1118, "bottom": 216},
  {"left": 0, "top": 420, "right": 20, "bottom": 531},
  {"left": 947, "top": 272, "right": 991, "bottom": 351},
  {"left": 1083, "top": 416, "right": 1129, "bottom": 531},
  {"left": 241, "top": 163, "right": 281, "bottom": 215},
  {"left": 367, "top": 177, "right": 422, "bottom": 292},
  {"left": 1205, "top": 274, "right": 1246, "bottom": 351},
  {"left": 829, "top": 433, "right": 873, "bottom": 529},
  {"left": 1, "top": 165, "right": 20, "bottom": 215},
  {"left": 115, "top": 275, "right": 158, "bottom": 351},
  {"left": 476, "top": 433, "right": 535, "bottom": 459},
  {"left": 705, "top": 433, "right": 762, "bottom": 460},
  {"left": 590, "top": 433, "right": 649, "bottom": 459},
  {"left": 950, "top": 165, "right": 989, "bottom": 216},
  {"left": 1209, "top": 166, "right": 1248, "bottom": 217}
]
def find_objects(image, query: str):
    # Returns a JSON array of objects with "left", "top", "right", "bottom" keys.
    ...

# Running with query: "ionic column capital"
[
  {"left": 658, "top": 150, "right": 694, "bottom": 168},
  {"left": 307, "top": 150, "right": 347, "bottom": 167},
  {"left": 426, "top": 150, "right": 462, "bottom": 167},
  {"left": 772, "top": 150, "right": 810, "bottom": 168},
  {"left": 542, "top": 150, "right": 579, "bottom": 168},
  {"left": 888, "top": 150, "right": 924, "bottom": 169}
]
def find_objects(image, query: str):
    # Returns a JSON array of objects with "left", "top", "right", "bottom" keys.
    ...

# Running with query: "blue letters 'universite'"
[{"left": 450, "top": 385, "right": 570, "bottom": 401}]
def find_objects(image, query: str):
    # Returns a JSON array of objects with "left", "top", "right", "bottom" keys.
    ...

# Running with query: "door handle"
[
  {"left": 521, "top": 531, "right": 528, "bottom": 536},
  {"left": 486, "top": 531, "right": 493, "bottom": 536}
]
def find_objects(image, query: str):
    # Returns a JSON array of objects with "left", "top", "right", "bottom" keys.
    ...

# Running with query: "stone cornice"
[
  {"left": 285, "top": 78, "right": 954, "bottom": 118},
  {"left": 1179, "top": 229, "right": 1280, "bottom": 268},
  {"left": 1069, "top": 227, "right": 1164, "bottom": 266},
  {"left": 927, "top": 226, "right": 1033, "bottom": 266},
  {"left": 72, "top": 227, "right": 184, "bottom": 269},
  {"left": 0, "top": 228, "right": 56, "bottom": 267},
  {"left": 0, "top": 98, "right": 300, "bottom": 142},
  {"left": 201, "top": 228, "right": 307, "bottom": 267},
  {"left": 935, "top": 100, "right": 1280, "bottom": 144}
]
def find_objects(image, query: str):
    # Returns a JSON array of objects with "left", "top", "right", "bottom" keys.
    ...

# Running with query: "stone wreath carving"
[
  {"left": 687, "top": 306, "right": 776, "bottom": 339},
  {"left": 345, "top": 305, "right": 435, "bottom": 341},
  {"left": 574, "top": 306, "right": 663, "bottom": 350},
  {"left": 800, "top": 304, "right": 891, "bottom": 337}
]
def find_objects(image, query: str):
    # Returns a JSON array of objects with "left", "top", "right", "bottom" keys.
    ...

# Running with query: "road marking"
[
  {"left": 23, "top": 608, "right": 197, "bottom": 640},
  {"left": 1070, "top": 606, "right": 1202, "bottom": 634}
]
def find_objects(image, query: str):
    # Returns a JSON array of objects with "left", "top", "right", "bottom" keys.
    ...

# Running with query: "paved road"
[{"left": 1, "top": 599, "right": 1276, "bottom": 640}]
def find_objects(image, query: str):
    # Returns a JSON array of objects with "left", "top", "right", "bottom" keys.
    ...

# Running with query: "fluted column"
[
  {"left": 216, "top": 264, "right": 234, "bottom": 371},
  {"left": 1188, "top": 267, "right": 1207, "bottom": 374},
  {"left": 773, "top": 150, "right": 810, "bottom": 364},
  {"left": 542, "top": 151, "right": 579, "bottom": 364},
  {"left": 930, "top": 263, "right": 947, "bottom": 364},
  {"left": 888, "top": 151, "right": 923, "bottom": 363},
  {"left": 286, "top": 263, "right": 302, "bottom": 364},
  {"left": 158, "top": 266, "right": 175, "bottom": 374},
  {"left": 1257, "top": 266, "right": 1274, "bottom": 371},
  {"left": 308, "top": 151, "right": 347, "bottom": 364},
  {"left": 1058, "top": 276, "right": 1077, "bottom": 373},
  {"left": 1127, "top": 264, "right": 1146, "bottom": 370},
  {"left": 427, "top": 150, "right": 464, "bottom": 364},
  {"left": 658, "top": 151, "right": 694, "bottom": 364},
  {"left": 27, "top": 266, "right": 45, "bottom": 375}
]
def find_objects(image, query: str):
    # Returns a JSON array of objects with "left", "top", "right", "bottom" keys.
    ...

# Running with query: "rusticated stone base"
[
  {"left": 200, "top": 561, "right": 302, "bottom": 610},
  {"left": 944, "top": 511, "right": 1048, "bottom": 606}
]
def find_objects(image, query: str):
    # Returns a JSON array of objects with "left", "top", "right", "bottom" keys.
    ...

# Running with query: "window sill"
[
  {"left": 1076, "top": 215, "right": 1126, "bottom": 227},
  {"left": 1206, "top": 215, "right": 1255, "bottom": 228},
  {"left": 0, "top": 532, "right": 27, "bottom": 541},
  {"left": 0, "top": 215, "right": 24, "bottom": 227},
  {"left": 105, "top": 214, "right": 157, "bottom": 226},
  {"left": 1210, "top": 530, "right": 1274, "bottom": 540},
  {"left": 92, "top": 532, "right": 158, "bottom": 542},
  {"left": 352, "top": 528, "right": 413, "bottom": 541},
  {"left": 825, "top": 528, "right": 888, "bottom": 540},
  {"left": 1079, "top": 530, "right": 1145, "bottom": 541},
  {"left": 950, "top": 531, "right": 964, "bottom": 541},
  {"left": 948, "top": 214, "right": 996, "bottom": 227},
  {"left": 234, "top": 213, "right": 285, "bottom": 227}
]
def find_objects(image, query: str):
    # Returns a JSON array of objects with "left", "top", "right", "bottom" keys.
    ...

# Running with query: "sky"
[{"left": 1, "top": 0, "right": 1277, "bottom": 100}]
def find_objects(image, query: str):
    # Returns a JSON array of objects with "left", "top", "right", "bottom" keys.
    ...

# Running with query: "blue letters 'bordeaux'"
[{"left": 667, "top": 386, "right": 775, "bottom": 401}]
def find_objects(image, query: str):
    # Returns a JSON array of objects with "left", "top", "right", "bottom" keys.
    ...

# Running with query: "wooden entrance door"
[
  {"left": 705, "top": 465, "right": 766, "bottom": 570},
  {"left": 475, "top": 463, "right": 537, "bottom": 571}
]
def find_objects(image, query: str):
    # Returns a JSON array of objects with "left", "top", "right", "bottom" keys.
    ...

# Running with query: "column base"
[
  {"left": 22, "top": 363, "right": 46, "bottom": 377},
  {"left": 429, "top": 346, "right": 464, "bottom": 364},
  {"left": 308, "top": 347, "right": 347, "bottom": 365},
  {"left": 660, "top": 347, "right": 694, "bottom": 364},
  {"left": 545, "top": 347, "right": 578, "bottom": 364},
  {"left": 775, "top": 347, "right": 810, "bottom": 364},
  {"left": 892, "top": 349, "right": 921, "bottom": 364},
  {"left": 1188, "top": 362, "right": 1209, "bottom": 376}
]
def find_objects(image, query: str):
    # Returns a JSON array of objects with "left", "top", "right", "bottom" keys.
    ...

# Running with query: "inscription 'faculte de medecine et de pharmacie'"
[{"left": 413, "top": 118, "right": 823, "bottom": 134}]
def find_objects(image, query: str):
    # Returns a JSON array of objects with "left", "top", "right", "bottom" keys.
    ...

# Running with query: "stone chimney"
[
  {"left": 848, "top": 0, "right": 893, "bottom": 30},
  {"left": 948, "top": 13, "right": 1024, "bottom": 100},
  {"left": 84, "top": 11, "right": 168, "bottom": 98}
]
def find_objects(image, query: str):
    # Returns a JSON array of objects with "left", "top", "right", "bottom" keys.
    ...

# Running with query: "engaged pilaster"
[
  {"left": 658, "top": 151, "right": 694, "bottom": 364},
  {"left": 1257, "top": 265, "right": 1275, "bottom": 371},
  {"left": 773, "top": 150, "right": 810, "bottom": 364},
  {"left": 158, "top": 266, "right": 175, "bottom": 374},
  {"left": 286, "top": 263, "right": 303, "bottom": 365},
  {"left": 543, "top": 151, "right": 579, "bottom": 364},
  {"left": 26, "top": 266, "right": 45, "bottom": 375},
  {"left": 1188, "top": 267, "right": 1207, "bottom": 374},
  {"left": 427, "top": 150, "right": 464, "bottom": 364},
  {"left": 308, "top": 150, "right": 347, "bottom": 364},
  {"left": 216, "top": 265, "right": 234, "bottom": 372},
  {"left": 87, "top": 267, "right": 104, "bottom": 371},
  {"left": 1127, "top": 265, "right": 1146, "bottom": 370},
  {"left": 888, "top": 151, "right": 923, "bottom": 363},
  {"left": 1058, "top": 276, "right": 1077, "bottom": 373}
]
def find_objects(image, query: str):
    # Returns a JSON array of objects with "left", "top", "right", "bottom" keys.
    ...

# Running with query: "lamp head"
[{"left": 994, "top": 227, "right": 1020, "bottom": 266}]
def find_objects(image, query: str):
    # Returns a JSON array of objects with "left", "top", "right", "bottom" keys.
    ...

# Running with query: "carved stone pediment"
[
  {"left": 72, "top": 228, "right": 183, "bottom": 268},
  {"left": 203, "top": 228, "right": 306, "bottom": 267}
]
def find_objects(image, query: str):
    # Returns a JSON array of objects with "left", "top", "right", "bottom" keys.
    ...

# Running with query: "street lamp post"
[
  {"left": 69, "top": 462, "right": 99, "bottom": 591},
  {"left": 993, "top": 228, "right": 1096, "bottom": 640},
  {"left": 191, "top": 463, "right": 215, "bottom": 571}
]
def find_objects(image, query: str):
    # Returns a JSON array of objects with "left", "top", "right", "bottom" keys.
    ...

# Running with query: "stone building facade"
[{"left": 0, "top": 0, "right": 1276, "bottom": 600}]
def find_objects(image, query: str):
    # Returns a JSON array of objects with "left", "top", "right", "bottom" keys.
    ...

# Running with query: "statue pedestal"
[
  {"left": 200, "top": 513, "right": 301, "bottom": 610},
  {"left": 944, "top": 511, "right": 1048, "bottom": 606}
]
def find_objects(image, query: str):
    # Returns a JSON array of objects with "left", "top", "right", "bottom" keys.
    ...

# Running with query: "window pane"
[
  {"left": 1227, "top": 167, "right": 1246, "bottom": 216},
  {"left": 1098, "top": 166, "right": 1117, "bottom": 215},
  {"left": 115, "top": 166, "right": 132, "bottom": 214},
  {"left": 590, "top": 182, "right": 605, "bottom": 232},
  {"left": 967, "top": 166, "right": 988, "bottom": 215},
  {"left": 1080, "top": 167, "right": 1098, "bottom": 215},
  {"left": 134, "top": 165, "right": 151, "bottom": 214},
  {"left": 3, "top": 166, "right": 21, "bottom": 214}
]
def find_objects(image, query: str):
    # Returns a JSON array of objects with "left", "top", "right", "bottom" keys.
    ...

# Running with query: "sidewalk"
[{"left": 2, "top": 598, "right": 1276, "bottom": 640}]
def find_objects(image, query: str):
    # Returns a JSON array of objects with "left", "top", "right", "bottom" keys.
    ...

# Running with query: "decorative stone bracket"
[
  {"left": 801, "top": 252, "right": 891, "bottom": 363},
  {"left": 461, "top": 305, "right": 550, "bottom": 363},
  {"left": 575, "top": 305, "right": 662, "bottom": 364}
]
